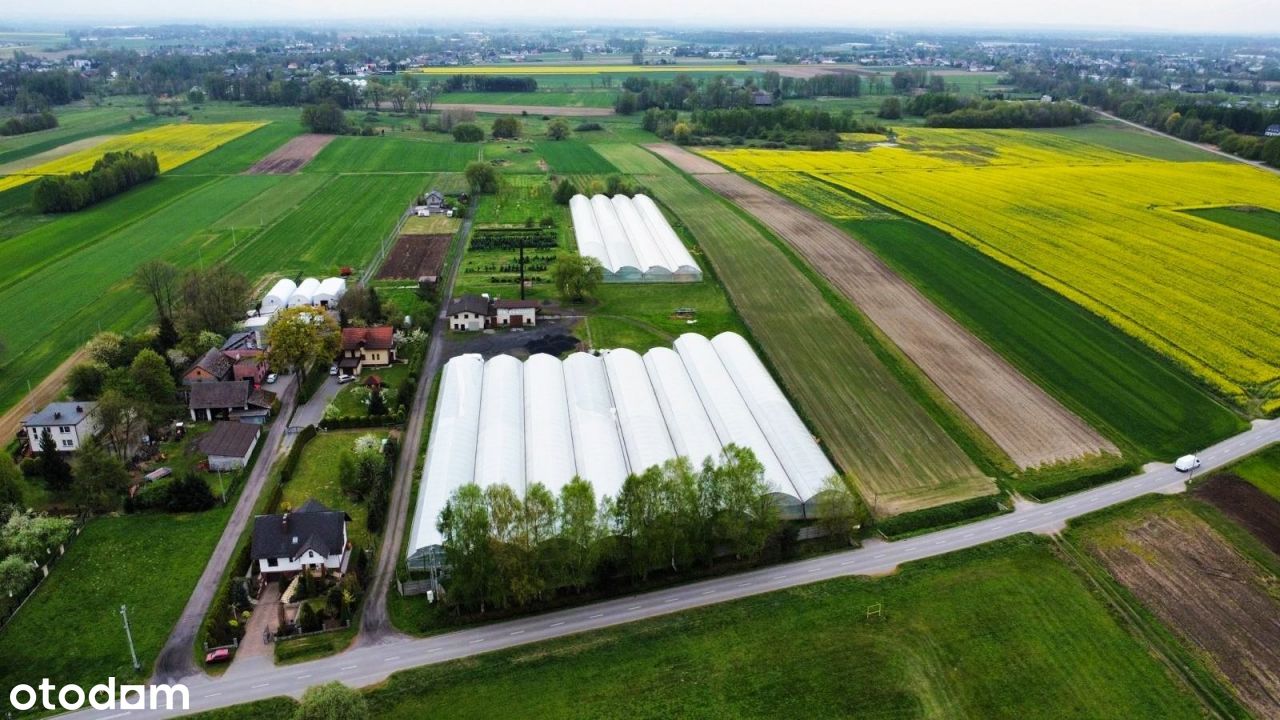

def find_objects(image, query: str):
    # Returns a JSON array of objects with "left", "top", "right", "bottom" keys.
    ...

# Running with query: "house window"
[
  {"left": 59, "top": 426, "right": 71, "bottom": 433},
  {"left": 61, "top": 439, "right": 73, "bottom": 448},
  {"left": 264, "top": 557, "right": 275, "bottom": 568}
]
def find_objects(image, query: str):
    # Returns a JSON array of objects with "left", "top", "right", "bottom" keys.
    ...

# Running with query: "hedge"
[
  {"left": 877, "top": 494, "right": 1004, "bottom": 537},
  {"left": 279, "top": 425, "right": 318, "bottom": 484},
  {"left": 319, "top": 410, "right": 405, "bottom": 430},
  {"left": 1018, "top": 463, "right": 1137, "bottom": 502},
  {"left": 201, "top": 542, "right": 252, "bottom": 649}
]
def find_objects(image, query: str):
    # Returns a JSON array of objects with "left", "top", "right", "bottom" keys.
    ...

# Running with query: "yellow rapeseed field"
[
  {"left": 0, "top": 122, "right": 265, "bottom": 193},
  {"left": 408, "top": 64, "right": 752, "bottom": 75},
  {"left": 704, "top": 129, "right": 1280, "bottom": 411}
]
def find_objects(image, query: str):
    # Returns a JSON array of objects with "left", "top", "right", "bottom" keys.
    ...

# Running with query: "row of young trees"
[
  {"left": 436, "top": 446, "right": 836, "bottom": 613},
  {"left": 0, "top": 111, "right": 58, "bottom": 136},
  {"left": 31, "top": 150, "right": 159, "bottom": 213}
]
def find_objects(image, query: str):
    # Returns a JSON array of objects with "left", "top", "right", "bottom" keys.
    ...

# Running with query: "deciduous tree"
[
  {"left": 265, "top": 305, "right": 342, "bottom": 375},
  {"left": 293, "top": 682, "right": 368, "bottom": 720},
  {"left": 551, "top": 255, "right": 603, "bottom": 303}
]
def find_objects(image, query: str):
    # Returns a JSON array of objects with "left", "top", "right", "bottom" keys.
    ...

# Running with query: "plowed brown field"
[
  {"left": 654, "top": 143, "right": 1115, "bottom": 469},
  {"left": 1092, "top": 510, "right": 1280, "bottom": 719},
  {"left": 377, "top": 234, "right": 451, "bottom": 279},
  {"left": 246, "top": 133, "right": 333, "bottom": 174}
]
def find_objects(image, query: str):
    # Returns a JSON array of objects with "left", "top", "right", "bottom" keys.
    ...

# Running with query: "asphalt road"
[
  {"left": 65, "top": 417, "right": 1277, "bottom": 718},
  {"left": 150, "top": 377, "right": 299, "bottom": 684}
]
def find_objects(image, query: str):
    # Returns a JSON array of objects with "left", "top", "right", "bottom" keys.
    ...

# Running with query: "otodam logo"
[{"left": 8, "top": 678, "right": 190, "bottom": 712}]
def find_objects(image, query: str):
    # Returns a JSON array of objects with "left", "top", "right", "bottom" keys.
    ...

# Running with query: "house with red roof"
[{"left": 339, "top": 326, "right": 396, "bottom": 375}]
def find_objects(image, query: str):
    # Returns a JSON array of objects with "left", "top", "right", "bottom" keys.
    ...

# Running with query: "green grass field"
[
  {"left": 1221, "top": 443, "right": 1280, "bottom": 499},
  {"left": 226, "top": 173, "right": 429, "bottom": 278},
  {"left": 1185, "top": 205, "right": 1280, "bottom": 241},
  {"left": 282, "top": 430, "right": 388, "bottom": 550},
  {"left": 439, "top": 90, "right": 618, "bottom": 108},
  {"left": 167, "top": 121, "right": 302, "bottom": 175},
  {"left": 1045, "top": 122, "right": 1229, "bottom": 162},
  {"left": 837, "top": 208, "right": 1244, "bottom": 462},
  {"left": 202, "top": 536, "right": 1204, "bottom": 720},
  {"left": 533, "top": 140, "right": 618, "bottom": 174},
  {"left": 593, "top": 143, "right": 995, "bottom": 514},
  {"left": 304, "top": 136, "right": 478, "bottom": 173},
  {"left": 0, "top": 501, "right": 237, "bottom": 696}
]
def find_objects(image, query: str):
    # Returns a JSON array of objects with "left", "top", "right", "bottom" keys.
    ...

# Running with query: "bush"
[
  {"left": 451, "top": 123, "right": 483, "bottom": 142},
  {"left": 1, "top": 111, "right": 58, "bottom": 136},
  {"left": 166, "top": 473, "right": 217, "bottom": 512},
  {"left": 19, "top": 458, "right": 40, "bottom": 477},
  {"left": 877, "top": 494, "right": 1004, "bottom": 536},
  {"left": 575, "top": 122, "right": 603, "bottom": 132},
  {"left": 201, "top": 543, "right": 252, "bottom": 649},
  {"left": 1017, "top": 463, "right": 1136, "bottom": 501}
]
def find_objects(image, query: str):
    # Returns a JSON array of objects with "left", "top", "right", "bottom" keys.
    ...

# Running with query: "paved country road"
[{"left": 59, "top": 417, "right": 1278, "bottom": 718}]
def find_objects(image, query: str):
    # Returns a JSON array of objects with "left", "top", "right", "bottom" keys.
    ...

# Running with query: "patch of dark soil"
[{"left": 1193, "top": 473, "right": 1280, "bottom": 557}]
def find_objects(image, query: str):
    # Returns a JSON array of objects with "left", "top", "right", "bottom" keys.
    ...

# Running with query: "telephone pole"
[{"left": 120, "top": 604, "right": 141, "bottom": 671}]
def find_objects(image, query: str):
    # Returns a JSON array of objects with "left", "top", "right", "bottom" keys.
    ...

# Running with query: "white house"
[
  {"left": 198, "top": 421, "right": 261, "bottom": 471},
  {"left": 21, "top": 401, "right": 99, "bottom": 452},
  {"left": 447, "top": 294, "right": 490, "bottom": 332},
  {"left": 493, "top": 299, "right": 539, "bottom": 327},
  {"left": 251, "top": 499, "right": 351, "bottom": 578}
]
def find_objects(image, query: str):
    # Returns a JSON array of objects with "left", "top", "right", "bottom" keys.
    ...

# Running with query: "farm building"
[
  {"left": 569, "top": 194, "right": 702, "bottom": 283},
  {"left": 261, "top": 278, "right": 296, "bottom": 315},
  {"left": 446, "top": 294, "right": 539, "bottom": 331},
  {"left": 287, "top": 277, "right": 322, "bottom": 307},
  {"left": 406, "top": 332, "right": 834, "bottom": 568},
  {"left": 198, "top": 420, "right": 261, "bottom": 471}
]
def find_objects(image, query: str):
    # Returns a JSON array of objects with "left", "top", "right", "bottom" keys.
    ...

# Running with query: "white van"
[{"left": 1174, "top": 454, "right": 1201, "bottom": 472}]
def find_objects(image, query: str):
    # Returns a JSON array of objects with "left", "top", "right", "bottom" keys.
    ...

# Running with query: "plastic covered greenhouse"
[
  {"left": 406, "top": 332, "right": 836, "bottom": 568},
  {"left": 570, "top": 193, "right": 702, "bottom": 283}
]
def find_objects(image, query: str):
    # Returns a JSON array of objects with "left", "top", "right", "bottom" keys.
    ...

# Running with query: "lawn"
[
  {"left": 330, "top": 363, "right": 413, "bottom": 418},
  {"left": 304, "top": 136, "right": 478, "bottom": 173},
  {"left": 0, "top": 501, "right": 237, "bottom": 697},
  {"left": 439, "top": 90, "right": 618, "bottom": 108},
  {"left": 1185, "top": 205, "right": 1280, "bottom": 242},
  {"left": 205, "top": 536, "right": 1206, "bottom": 720},
  {"left": 593, "top": 143, "right": 995, "bottom": 515},
  {"left": 282, "top": 430, "right": 388, "bottom": 550},
  {"left": 585, "top": 277, "right": 747, "bottom": 351},
  {"left": 534, "top": 140, "right": 618, "bottom": 174},
  {"left": 402, "top": 214, "right": 460, "bottom": 234},
  {"left": 837, "top": 203, "right": 1244, "bottom": 462}
]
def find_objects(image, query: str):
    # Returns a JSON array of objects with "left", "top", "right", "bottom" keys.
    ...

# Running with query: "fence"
[{"left": 0, "top": 521, "right": 85, "bottom": 631}]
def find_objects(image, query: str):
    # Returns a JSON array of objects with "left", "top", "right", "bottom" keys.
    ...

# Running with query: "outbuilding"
[
  {"left": 493, "top": 299, "right": 539, "bottom": 327},
  {"left": 198, "top": 421, "right": 261, "bottom": 471}
]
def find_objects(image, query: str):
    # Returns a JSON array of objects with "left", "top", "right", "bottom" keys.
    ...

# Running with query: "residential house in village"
[
  {"left": 338, "top": 326, "right": 396, "bottom": 375},
  {"left": 21, "top": 401, "right": 99, "bottom": 453},
  {"left": 446, "top": 294, "right": 539, "bottom": 331},
  {"left": 251, "top": 499, "right": 351, "bottom": 578}
]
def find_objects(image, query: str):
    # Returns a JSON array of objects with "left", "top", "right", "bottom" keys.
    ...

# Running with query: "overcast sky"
[{"left": 8, "top": 0, "right": 1280, "bottom": 36}]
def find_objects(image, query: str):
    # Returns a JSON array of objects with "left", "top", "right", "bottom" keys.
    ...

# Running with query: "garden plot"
[
  {"left": 378, "top": 234, "right": 452, "bottom": 280},
  {"left": 245, "top": 133, "right": 334, "bottom": 174}
]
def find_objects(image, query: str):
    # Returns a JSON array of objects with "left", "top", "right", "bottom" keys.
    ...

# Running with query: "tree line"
[
  {"left": 441, "top": 75, "right": 537, "bottom": 93},
  {"left": 643, "top": 106, "right": 879, "bottom": 149},
  {"left": 31, "top": 150, "right": 159, "bottom": 214},
  {"left": 759, "top": 70, "right": 863, "bottom": 99},
  {"left": 435, "top": 445, "right": 861, "bottom": 614},
  {"left": 0, "top": 111, "right": 57, "bottom": 136}
]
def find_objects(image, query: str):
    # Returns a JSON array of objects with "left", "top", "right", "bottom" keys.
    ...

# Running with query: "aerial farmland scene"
[{"left": 1, "top": 0, "right": 1279, "bottom": 717}]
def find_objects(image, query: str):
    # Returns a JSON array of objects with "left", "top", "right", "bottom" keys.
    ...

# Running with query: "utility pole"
[
  {"left": 120, "top": 604, "right": 141, "bottom": 671},
  {"left": 518, "top": 233, "right": 526, "bottom": 300},
  {"left": 216, "top": 468, "right": 226, "bottom": 505}
]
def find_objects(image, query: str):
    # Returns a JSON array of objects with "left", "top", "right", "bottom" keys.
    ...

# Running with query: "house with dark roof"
[
  {"left": 493, "top": 298, "right": 539, "bottom": 328},
  {"left": 183, "top": 348, "right": 235, "bottom": 385},
  {"left": 188, "top": 380, "right": 275, "bottom": 423},
  {"left": 447, "top": 294, "right": 539, "bottom": 331},
  {"left": 21, "top": 401, "right": 99, "bottom": 453},
  {"left": 338, "top": 326, "right": 396, "bottom": 375},
  {"left": 1266, "top": 124, "right": 1280, "bottom": 137},
  {"left": 447, "top": 295, "right": 491, "bottom": 332},
  {"left": 251, "top": 499, "right": 351, "bottom": 578},
  {"left": 198, "top": 421, "right": 261, "bottom": 471}
]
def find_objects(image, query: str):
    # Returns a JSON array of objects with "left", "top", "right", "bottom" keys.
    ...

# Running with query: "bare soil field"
[
  {"left": 1091, "top": 510, "right": 1280, "bottom": 718},
  {"left": 659, "top": 146, "right": 1115, "bottom": 468},
  {"left": 645, "top": 143, "right": 728, "bottom": 174},
  {"left": 0, "top": 346, "right": 87, "bottom": 444},
  {"left": 430, "top": 103, "right": 614, "bottom": 117},
  {"left": 377, "top": 234, "right": 451, "bottom": 279},
  {"left": 1193, "top": 473, "right": 1280, "bottom": 556},
  {"left": 245, "top": 134, "right": 334, "bottom": 174}
]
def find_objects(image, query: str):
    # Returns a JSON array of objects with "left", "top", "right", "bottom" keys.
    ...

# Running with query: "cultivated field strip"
[
  {"left": 645, "top": 142, "right": 728, "bottom": 174},
  {"left": 591, "top": 145, "right": 995, "bottom": 514},
  {"left": 245, "top": 133, "right": 334, "bottom": 174},
  {"left": 667, "top": 152, "right": 1117, "bottom": 468}
]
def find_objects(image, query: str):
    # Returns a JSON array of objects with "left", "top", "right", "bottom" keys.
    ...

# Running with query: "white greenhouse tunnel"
[
  {"left": 570, "top": 193, "right": 702, "bottom": 283},
  {"left": 406, "top": 332, "right": 837, "bottom": 566}
]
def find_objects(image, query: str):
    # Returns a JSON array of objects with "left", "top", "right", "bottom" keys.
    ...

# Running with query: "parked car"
[
  {"left": 1174, "top": 454, "right": 1201, "bottom": 472},
  {"left": 265, "top": 373, "right": 278, "bottom": 384},
  {"left": 338, "top": 373, "right": 356, "bottom": 384},
  {"left": 204, "top": 648, "right": 232, "bottom": 664},
  {"left": 329, "top": 364, "right": 339, "bottom": 376}
]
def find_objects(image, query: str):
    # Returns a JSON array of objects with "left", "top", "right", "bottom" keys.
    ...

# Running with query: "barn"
[
  {"left": 405, "top": 332, "right": 834, "bottom": 568},
  {"left": 570, "top": 193, "right": 702, "bottom": 283}
]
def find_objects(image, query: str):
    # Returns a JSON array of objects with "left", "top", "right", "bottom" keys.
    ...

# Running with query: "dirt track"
[
  {"left": 1095, "top": 513, "right": 1280, "bottom": 719},
  {"left": 245, "top": 133, "right": 333, "bottom": 174},
  {"left": 654, "top": 144, "right": 1115, "bottom": 468},
  {"left": 0, "top": 347, "right": 87, "bottom": 446}
]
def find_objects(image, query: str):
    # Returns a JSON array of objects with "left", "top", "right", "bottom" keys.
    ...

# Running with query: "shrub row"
[
  {"left": 32, "top": 150, "right": 159, "bottom": 213},
  {"left": 877, "top": 494, "right": 1004, "bottom": 536},
  {"left": 1, "top": 111, "right": 57, "bottom": 136},
  {"left": 1018, "top": 463, "right": 1136, "bottom": 502},
  {"left": 279, "top": 425, "right": 318, "bottom": 484},
  {"left": 469, "top": 228, "right": 558, "bottom": 251},
  {"left": 202, "top": 542, "right": 252, "bottom": 650},
  {"left": 319, "top": 409, "right": 406, "bottom": 430}
]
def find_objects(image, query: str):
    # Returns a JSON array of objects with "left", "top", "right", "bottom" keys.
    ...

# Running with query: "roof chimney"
[
  {"left": 75, "top": 405, "right": 83, "bottom": 413},
  {"left": 53, "top": 411, "right": 62, "bottom": 419}
]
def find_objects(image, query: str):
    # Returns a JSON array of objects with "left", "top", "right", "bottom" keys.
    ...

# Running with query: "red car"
[{"left": 204, "top": 648, "right": 232, "bottom": 664}]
